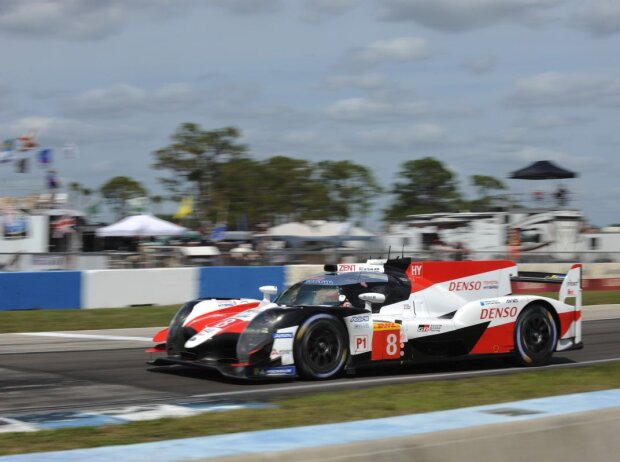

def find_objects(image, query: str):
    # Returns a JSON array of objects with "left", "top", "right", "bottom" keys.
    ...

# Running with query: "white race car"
[{"left": 148, "top": 258, "right": 582, "bottom": 379}]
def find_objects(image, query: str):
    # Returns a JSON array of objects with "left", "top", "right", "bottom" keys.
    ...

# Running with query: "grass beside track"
[
  {"left": 0, "top": 305, "right": 179, "bottom": 334},
  {"left": 0, "top": 290, "right": 619, "bottom": 334},
  {"left": 0, "top": 362, "right": 619, "bottom": 455}
]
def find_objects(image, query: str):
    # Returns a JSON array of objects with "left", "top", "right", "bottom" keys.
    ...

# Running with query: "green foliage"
[
  {"left": 99, "top": 176, "right": 148, "bottom": 219},
  {"left": 466, "top": 175, "right": 509, "bottom": 212},
  {"left": 152, "top": 123, "right": 247, "bottom": 224},
  {"left": 314, "top": 160, "right": 382, "bottom": 220},
  {"left": 1, "top": 363, "right": 619, "bottom": 454},
  {"left": 383, "top": 157, "right": 461, "bottom": 222}
]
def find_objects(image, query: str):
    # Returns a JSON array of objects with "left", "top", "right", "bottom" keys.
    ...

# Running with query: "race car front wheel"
[
  {"left": 514, "top": 304, "right": 558, "bottom": 367},
  {"left": 294, "top": 314, "right": 348, "bottom": 380}
]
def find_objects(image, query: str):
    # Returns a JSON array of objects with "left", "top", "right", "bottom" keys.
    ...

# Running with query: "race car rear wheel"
[
  {"left": 514, "top": 304, "right": 558, "bottom": 366},
  {"left": 294, "top": 314, "right": 348, "bottom": 380}
]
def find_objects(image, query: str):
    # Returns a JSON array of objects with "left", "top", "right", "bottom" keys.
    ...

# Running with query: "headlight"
[{"left": 236, "top": 309, "right": 283, "bottom": 363}]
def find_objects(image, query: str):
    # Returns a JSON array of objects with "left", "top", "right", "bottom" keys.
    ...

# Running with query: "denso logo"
[
  {"left": 480, "top": 306, "right": 517, "bottom": 320},
  {"left": 449, "top": 281, "right": 481, "bottom": 291}
]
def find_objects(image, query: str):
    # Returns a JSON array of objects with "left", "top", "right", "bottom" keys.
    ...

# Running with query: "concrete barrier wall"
[
  {"left": 199, "top": 266, "right": 285, "bottom": 300},
  {"left": 0, "top": 271, "right": 81, "bottom": 311},
  {"left": 82, "top": 268, "right": 198, "bottom": 309},
  {"left": 1, "top": 262, "right": 620, "bottom": 311}
]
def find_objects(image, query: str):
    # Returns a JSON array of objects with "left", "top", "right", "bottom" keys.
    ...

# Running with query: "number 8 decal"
[{"left": 386, "top": 333, "right": 398, "bottom": 356}]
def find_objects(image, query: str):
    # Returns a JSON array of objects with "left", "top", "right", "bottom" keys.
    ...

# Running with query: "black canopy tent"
[{"left": 509, "top": 160, "right": 577, "bottom": 180}]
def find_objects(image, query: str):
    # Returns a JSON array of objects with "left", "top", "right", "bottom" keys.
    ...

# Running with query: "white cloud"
[
  {"left": 376, "top": 0, "right": 562, "bottom": 32},
  {"left": 0, "top": 0, "right": 279, "bottom": 40},
  {"left": 347, "top": 37, "right": 429, "bottom": 68},
  {"left": 327, "top": 97, "right": 428, "bottom": 121},
  {"left": 509, "top": 72, "right": 620, "bottom": 107},
  {"left": 573, "top": 0, "right": 620, "bottom": 36}
]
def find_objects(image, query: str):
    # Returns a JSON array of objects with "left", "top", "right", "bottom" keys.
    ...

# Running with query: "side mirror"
[
  {"left": 259, "top": 285, "right": 278, "bottom": 303},
  {"left": 358, "top": 292, "right": 385, "bottom": 311}
]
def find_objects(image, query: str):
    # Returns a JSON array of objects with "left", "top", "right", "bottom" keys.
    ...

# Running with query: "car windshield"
[{"left": 275, "top": 272, "right": 389, "bottom": 308}]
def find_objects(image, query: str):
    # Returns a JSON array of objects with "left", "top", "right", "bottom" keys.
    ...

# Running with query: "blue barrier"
[
  {"left": 198, "top": 266, "right": 285, "bottom": 300},
  {"left": 0, "top": 271, "right": 81, "bottom": 311}
]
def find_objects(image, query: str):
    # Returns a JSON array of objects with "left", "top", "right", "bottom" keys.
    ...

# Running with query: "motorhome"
[{"left": 383, "top": 209, "right": 586, "bottom": 262}]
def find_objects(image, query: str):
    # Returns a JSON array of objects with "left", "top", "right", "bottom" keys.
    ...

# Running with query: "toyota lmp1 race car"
[{"left": 147, "top": 258, "right": 583, "bottom": 380}]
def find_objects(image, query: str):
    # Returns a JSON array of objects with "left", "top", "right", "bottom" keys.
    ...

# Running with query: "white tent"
[{"left": 96, "top": 214, "right": 188, "bottom": 237}]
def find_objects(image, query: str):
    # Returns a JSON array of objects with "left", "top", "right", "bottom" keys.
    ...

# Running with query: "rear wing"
[{"left": 512, "top": 264, "right": 582, "bottom": 307}]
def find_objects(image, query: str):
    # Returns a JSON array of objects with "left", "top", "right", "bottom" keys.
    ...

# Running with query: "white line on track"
[
  {"left": 190, "top": 357, "right": 620, "bottom": 400},
  {"left": 15, "top": 332, "right": 152, "bottom": 342}
]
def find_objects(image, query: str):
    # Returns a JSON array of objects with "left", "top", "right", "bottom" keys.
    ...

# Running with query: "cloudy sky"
[{"left": 1, "top": 0, "right": 619, "bottom": 226}]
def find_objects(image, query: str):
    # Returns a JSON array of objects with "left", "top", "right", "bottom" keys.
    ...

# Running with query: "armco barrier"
[
  {"left": 0, "top": 271, "right": 81, "bottom": 311},
  {"left": 82, "top": 268, "right": 198, "bottom": 309},
  {"left": 199, "top": 266, "right": 285, "bottom": 300}
]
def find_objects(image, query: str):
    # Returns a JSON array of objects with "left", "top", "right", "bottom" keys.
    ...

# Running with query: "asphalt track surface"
[{"left": 1, "top": 317, "right": 619, "bottom": 416}]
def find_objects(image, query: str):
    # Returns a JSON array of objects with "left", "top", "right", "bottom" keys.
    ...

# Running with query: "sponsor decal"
[
  {"left": 480, "top": 306, "right": 517, "bottom": 320},
  {"left": 213, "top": 318, "right": 238, "bottom": 329},
  {"left": 354, "top": 335, "right": 369, "bottom": 352},
  {"left": 234, "top": 309, "right": 260, "bottom": 321},
  {"left": 410, "top": 264, "right": 423, "bottom": 277},
  {"left": 417, "top": 324, "right": 441, "bottom": 332},
  {"left": 567, "top": 281, "right": 579, "bottom": 287},
  {"left": 197, "top": 327, "right": 220, "bottom": 337},
  {"left": 262, "top": 366, "right": 296, "bottom": 376},
  {"left": 349, "top": 315, "right": 370, "bottom": 323},
  {"left": 272, "top": 332, "right": 294, "bottom": 339},
  {"left": 373, "top": 322, "right": 400, "bottom": 331},
  {"left": 449, "top": 281, "right": 482, "bottom": 291},
  {"left": 482, "top": 280, "right": 499, "bottom": 289},
  {"left": 506, "top": 298, "right": 518, "bottom": 304},
  {"left": 269, "top": 348, "right": 291, "bottom": 360},
  {"left": 480, "top": 300, "right": 500, "bottom": 306},
  {"left": 305, "top": 279, "right": 334, "bottom": 285}
]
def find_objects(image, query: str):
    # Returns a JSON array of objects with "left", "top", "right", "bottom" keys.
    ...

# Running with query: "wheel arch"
[{"left": 522, "top": 298, "right": 560, "bottom": 333}]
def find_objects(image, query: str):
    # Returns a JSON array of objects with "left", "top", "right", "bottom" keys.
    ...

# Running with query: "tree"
[
  {"left": 211, "top": 157, "right": 265, "bottom": 227},
  {"left": 260, "top": 156, "right": 331, "bottom": 223},
  {"left": 314, "top": 160, "right": 382, "bottom": 221},
  {"left": 152, "top": 123, "right": 247, "bottom": 225},
  {"left": 383, "top": 157, "right": 461, "bottom": 222},
  {"left": 100, "top": 176, "right": 148, "bottom": 219},
  {"left": 468, "top": 175, "right": 507, "bottom": 211}
]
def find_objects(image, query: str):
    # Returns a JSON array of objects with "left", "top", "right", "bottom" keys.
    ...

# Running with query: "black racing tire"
[
  {"left": 294, "top": 314, "right": 348, "bottom": 380},
  {"left": 513, "top": 304, "right": 558, "bottom": 367}
]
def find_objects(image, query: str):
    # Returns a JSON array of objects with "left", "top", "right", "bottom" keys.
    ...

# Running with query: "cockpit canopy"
[{"left": 274, "top": 272, "right": 410, "bottom": 309}]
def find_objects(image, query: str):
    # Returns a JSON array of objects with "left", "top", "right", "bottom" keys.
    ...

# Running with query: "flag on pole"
[
  {"left": 38, "top": 148, "right": 53, "bottom": 166},
  {"left": 18, "top": 131, "right": 38, "bottom": 151},
  {"left": 173, "top": 197, "right": 193, "bottom": 219}
]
